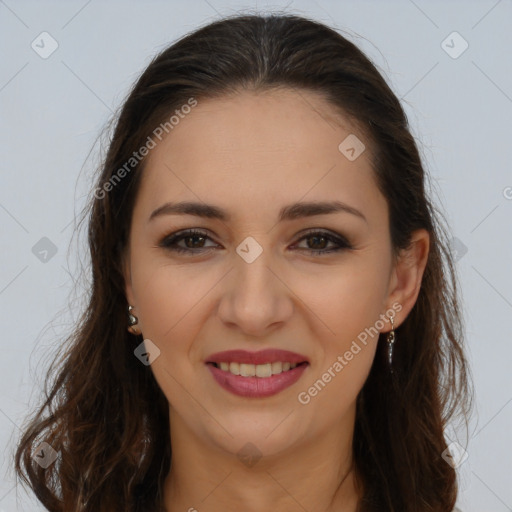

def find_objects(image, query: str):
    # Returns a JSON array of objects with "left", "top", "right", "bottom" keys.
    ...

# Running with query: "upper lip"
[{"left": 206, "top": 349, "right": 309, "bottom": 365}]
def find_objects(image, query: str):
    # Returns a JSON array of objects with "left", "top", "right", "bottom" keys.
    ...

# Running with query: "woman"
[{"left": 14, "top": 13, "right": 473, "bottom": 512}]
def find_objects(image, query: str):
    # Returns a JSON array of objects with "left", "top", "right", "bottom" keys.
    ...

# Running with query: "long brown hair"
[{"left": 14, "top": 13, "right": 473, "bottom": 511}]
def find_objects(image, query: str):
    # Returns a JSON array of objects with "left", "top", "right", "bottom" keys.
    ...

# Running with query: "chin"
[{"left": 205, "top": 415, "right": 307, "bottom": 460}]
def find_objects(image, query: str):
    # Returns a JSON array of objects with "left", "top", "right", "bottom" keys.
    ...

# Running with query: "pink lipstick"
[{"left": 205, "top": 349, "right": 309, "bottom": 398}]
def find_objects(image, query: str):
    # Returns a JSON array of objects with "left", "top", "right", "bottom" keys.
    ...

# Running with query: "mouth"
[
  {"left": 205, "top": 353, "right": 309, "bottom": 397},
  {"left": 205, "top": 349, "right": 310, "bottom": 397}
]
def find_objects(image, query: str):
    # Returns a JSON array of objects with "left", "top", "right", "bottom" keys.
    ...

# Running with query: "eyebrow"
[{"left": 149, "top": 200, "right": 367, "bottom": 224}]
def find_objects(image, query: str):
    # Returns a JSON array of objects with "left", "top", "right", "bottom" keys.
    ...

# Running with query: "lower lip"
[{"left": 206, "top": 363, "right": 308, "bottom": 398}]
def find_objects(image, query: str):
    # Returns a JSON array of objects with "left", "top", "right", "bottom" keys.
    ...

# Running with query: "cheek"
[
  {"left": 130, "top": 259, "right": 217, "bottom": 412},
  {"left": 131, "top": 253, "right": 224, "bottom": 342},
  {"left": 292, "top": 260, "right": 386, "bottom": 409},
  {"left": 296, "top": 278, "right": 381, "bottom": 416},
  {"left": 292, "top": 256, "right": 388, "bottom": 342}
]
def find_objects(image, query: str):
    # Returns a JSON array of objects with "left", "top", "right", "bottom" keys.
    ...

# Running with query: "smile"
[{"left": 205, "top": 348, "right": 310, "bottom": 398}]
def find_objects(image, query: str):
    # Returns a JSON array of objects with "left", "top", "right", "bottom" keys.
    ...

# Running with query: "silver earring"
[
  {"left": 127, "top": 305, "right": 140, "bottom": 335},
  {"left": 387, "top": 312, "right": 395, "bottom": 373}
]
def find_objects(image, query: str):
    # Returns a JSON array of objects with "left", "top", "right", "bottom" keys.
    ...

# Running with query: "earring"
[
  {"left": 127, "top": 305, "right": 141, "bottom": 335},
  {"left": 387, "top": 312, "right": 395, "bottom": 373}
]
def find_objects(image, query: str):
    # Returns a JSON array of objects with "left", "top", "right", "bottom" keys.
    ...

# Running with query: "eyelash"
[{"left": 158, "top": 228, "right": 353, "bottom": 256}]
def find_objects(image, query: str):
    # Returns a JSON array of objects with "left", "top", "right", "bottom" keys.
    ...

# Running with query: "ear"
[
  {"left": 383, "top": 228, "right": 430, "bottom": 331},
  {"left": 122, "top": 249, "right": 135, "bottom": 306}
]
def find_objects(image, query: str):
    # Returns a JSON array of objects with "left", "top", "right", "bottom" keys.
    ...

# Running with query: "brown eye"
[
  {"left": 293, "top": 230, "right": 352, "bottom": 256},
  {"left": 159, "top": 229, "right": 217, "bottom": 254}
]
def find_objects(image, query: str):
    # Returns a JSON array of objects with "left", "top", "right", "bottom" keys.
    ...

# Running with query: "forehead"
[{"left": 136, "top": 88, "right": 384, "bottom": 224}]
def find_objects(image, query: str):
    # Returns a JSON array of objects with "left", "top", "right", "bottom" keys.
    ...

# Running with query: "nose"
[{"left": 217, "top": 246, "right": 294, "bottom": 337}]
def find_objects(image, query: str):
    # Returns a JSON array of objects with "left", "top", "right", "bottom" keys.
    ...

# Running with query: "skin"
[{"left": 123, "top": 87, "right": 430, "bottom": 511}]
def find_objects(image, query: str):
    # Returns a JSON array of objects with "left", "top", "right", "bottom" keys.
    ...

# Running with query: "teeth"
[
  {"left": 215, "top": 361, "right": 300, "bottom": 377},
  {"left": 271, "top": 361, "right": 282, "bottom": 375},
  {"left": 240, "top": 363, "right": 256, "bottom": 377}
]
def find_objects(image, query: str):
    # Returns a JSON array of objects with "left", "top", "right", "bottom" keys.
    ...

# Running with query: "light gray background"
[{"left": 1, "top": 1, "right": 511, "bottom": 510}]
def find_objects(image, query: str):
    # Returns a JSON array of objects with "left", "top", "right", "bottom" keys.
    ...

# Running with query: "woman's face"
[{"left": 123, "top": 88, "right": 416, "bottom": 460}]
